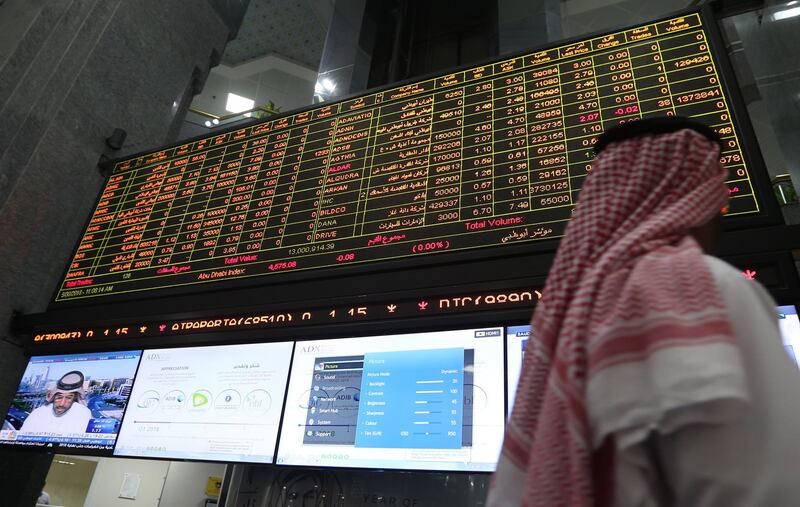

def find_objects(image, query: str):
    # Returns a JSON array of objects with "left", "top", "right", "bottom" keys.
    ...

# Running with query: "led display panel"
[
  {"left": 55, "top": 11, "right": 761, "bottom": 303},
  {"left": 0, "top": 351, "right": 142, "bottom": 453},
  {"left": 113, "top": 342, "right": 293, "bottom": 463},
  {"left": 276, "top": 327, "right": 505, "bottom": 471}
]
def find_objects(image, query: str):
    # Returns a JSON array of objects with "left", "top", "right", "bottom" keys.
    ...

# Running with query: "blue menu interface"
[
  {"left": 356, "top": 348, "right": 464, "bottom": 449},
  {"left": 302, "top": 349, "right": 474, "bottom": 449}
]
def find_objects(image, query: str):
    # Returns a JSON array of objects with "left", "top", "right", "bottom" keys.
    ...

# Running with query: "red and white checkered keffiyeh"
[{"left": 489, "top": 128, "right": 749, "bottom": 506}]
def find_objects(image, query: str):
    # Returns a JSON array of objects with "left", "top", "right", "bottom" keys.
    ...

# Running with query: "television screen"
[
  {"left": 276, "top": 327, "right": 505, "bottom": 471},
  {"left": 779, "top": 305, "right": 800, "bottom": 367},
  {"left": 113, "top": 342, "right": 294, "bottom": 463},
  {"left": 0, "top": 351, "right": 142, "bottom": 453},
  {"left": 505, "top": 325, "right": 530, "bottom": 417}
]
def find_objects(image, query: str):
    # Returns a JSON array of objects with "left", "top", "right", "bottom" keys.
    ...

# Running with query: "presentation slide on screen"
[
  {"left": 276, "top": 328, "right": 505, "bottom": 471},
  {"left": 0, "top": 351, "right": 142, "bottom": 452},
  {"left": 779, "top": 305, "right": 800, "bottom": 368},
  {"left": 114, "top": 342, "right": 293, "bottom": 463},
  {"left": 506, "top": 326, "right": 530, "bottom": 417}
]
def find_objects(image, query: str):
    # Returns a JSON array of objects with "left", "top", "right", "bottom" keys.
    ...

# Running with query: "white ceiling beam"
[{"left": 213, "top": 53, "right": 318, "bottom": 82}]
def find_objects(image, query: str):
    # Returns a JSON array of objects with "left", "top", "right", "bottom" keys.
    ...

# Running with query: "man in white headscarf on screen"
[{"left": 20, "top": 371, "right": 92, "bottom": 435}]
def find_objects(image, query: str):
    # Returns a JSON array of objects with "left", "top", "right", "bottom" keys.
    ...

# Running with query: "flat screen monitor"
[
  {"left": 113, "top": 342, "right": 294, "bottom": 463},
  {"left": 276, "top": 327, "right": 505, "bottom": 471},
  {"left": 0, "top": 350, "right": 142, "bottom": 453},
  {"left": 506, "top": 325, "right": 530, "bottom": 417}
]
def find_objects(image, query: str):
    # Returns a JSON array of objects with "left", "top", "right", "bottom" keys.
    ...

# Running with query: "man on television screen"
[{"left": 20, "top": 371, "right": 92, "bottom": 434}]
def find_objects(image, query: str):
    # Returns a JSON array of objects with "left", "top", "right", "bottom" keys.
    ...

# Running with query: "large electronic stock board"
[{"left": 56, "top": 12, "right": 762, "bottom": 303}]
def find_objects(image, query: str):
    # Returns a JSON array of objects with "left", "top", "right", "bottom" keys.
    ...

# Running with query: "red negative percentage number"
[
  {"left": 268, "top": 260, "right": 297, "bottom": 271},
  {"left": 411, "top": 240, "right": 450, "bottom": 254}
]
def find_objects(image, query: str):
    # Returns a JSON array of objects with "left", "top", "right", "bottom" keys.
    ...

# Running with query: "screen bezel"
[
  {"left": 0, "top": 350, "right": 145, "bottom": 457},
  {"left": 274, "top": 326, "right": 507, "bottom": 473},
  {"left": 111, "top": 340, "right": 296, "bottom": 465}
]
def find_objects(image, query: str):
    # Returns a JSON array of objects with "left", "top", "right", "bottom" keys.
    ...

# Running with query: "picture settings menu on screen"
[
  {"left": 113, "top": 342, "right": 293, "bottom": 463},
  {"left": 56, "top": 12, "right": 759, "bottom": 302},
  {"left": 277, "top": 328, "right": 505, "bottom": 472}
]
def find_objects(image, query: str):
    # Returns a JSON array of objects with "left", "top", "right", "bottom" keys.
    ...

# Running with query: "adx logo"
[
  {"left": 145, "top": 352, "right": 170, "bottom": 361},
  {"left": 300, "top": 345, "right": 322, "bottom": 354}
]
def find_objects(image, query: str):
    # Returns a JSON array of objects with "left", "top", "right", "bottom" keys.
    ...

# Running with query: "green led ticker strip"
[{"left": 55, "top": 12, "right": 760, "bottom": 302}]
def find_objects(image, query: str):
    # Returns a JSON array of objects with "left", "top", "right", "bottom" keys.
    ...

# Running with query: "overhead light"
[
  {"left": 773, "top": 5, "right": 800, "bottom": 19},
  {"left": 788, "top": 1, "right": 798, "bottom": 5},
  {"left": 226, "top": 93, "right": 255, "bottom": 117},
  {"left": 204, "top": 120, "right": 212, "bottom": 127},
  {"left": 315, "top": 78, "right": 337, "bottom": 95},
  {"left": 211, "top": 118, "right": 220, "bottom": 125}
]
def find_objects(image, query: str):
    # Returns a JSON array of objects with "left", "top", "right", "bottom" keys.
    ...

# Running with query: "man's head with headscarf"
[
  {"left": 490, "top": 117, "right": 739, "bottom": 507},
  {"left": 592, "top": 116, "right": 726, "bottom": 253},
  {"left": 45, "top": 371, "right": 86, "bottom": 417}
]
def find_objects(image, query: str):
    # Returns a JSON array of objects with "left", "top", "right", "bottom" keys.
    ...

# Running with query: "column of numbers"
[
  {"left": 263, "top": 125, "right": 308, "bottom": 248},
  {"left": 425, "top": 86, "right": 464, "bottom": 225},
  {"left": 150, "top": 155, "right": 204, "bottom": 267},
  {"left": 216, "top": 140, "right": 266, "bottom": 256},
  {"left": 190, "top": 143, "right": 245, "bottom": 260},
  {"left": 461, "top": 80, "right": 495, "bottom": 219},
  {"left": 282, "top": 120, "right": 335, "bottom": 246},
  {"left": 253, "top": 129, "right": 291, "bottom": 251},
  {"left": 526, "top": 66, "right": 568, "bottom": 209},
  {"left": 629, "top": 42, "right": 676, "bottom": 118},
  {"left": 236, "top": 134, "right": 277, "bottom": 254},
  {"left": 169, "top": 147, "right": 225, "bottom": 263},
  {"left": 663, "top": 30, "right": 753, "bottom": 211},
  {"left": 493, "top": 72, "right": 530, "bottom": 215},
  {"left": 595, "top": 48, "right": 640, "bottom": 128}
]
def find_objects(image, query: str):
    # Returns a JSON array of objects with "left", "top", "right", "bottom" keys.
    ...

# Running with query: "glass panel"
[
  {"left": 719, "top": 1, "right": 800, "bottom": 223},
  {"left": 560, "top": 0, "right": 697, "bottom": 38}
]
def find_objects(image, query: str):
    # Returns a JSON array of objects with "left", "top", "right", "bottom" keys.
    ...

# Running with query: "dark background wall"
[{"left": 0, "top": 0, "right": 236, "bottom": 504}]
